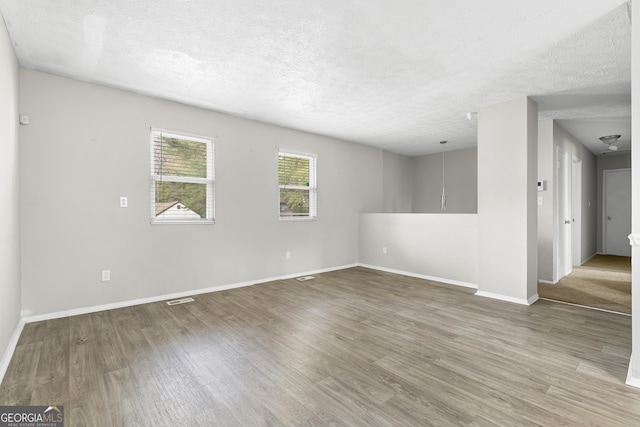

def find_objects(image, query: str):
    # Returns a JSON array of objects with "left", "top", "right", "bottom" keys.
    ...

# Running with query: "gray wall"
[
  {"left": 382, "top": 151, "right": 413, "bottom": 212},
  {"left": 0, "top": 19, "right": 20, "bottom": 369},
  {"left": 19, "top": 70, "right": 383, "bottom": 316},
  {"left": 381, "top": 147, "right": 477, "bottom": 214},
  {"left": 597, "top": 153, "right": 631, "bottom": 253},
  {"left": 412, "top": 148, "right": 477, "bottom": 213},
  {"left": 537, "top": 120, "right": 597, "bottom": 282}
]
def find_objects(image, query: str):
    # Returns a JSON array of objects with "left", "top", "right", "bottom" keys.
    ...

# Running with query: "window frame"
[
  {"left": 150, "top": 128, "right": 215, "bottom": 224},
  {"left": 278, "top": 149, "right": 317, "bottom": 221}
]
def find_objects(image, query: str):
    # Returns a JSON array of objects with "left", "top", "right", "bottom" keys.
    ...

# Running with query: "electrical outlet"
[
  {"left": 382, "top": 246, "right": 387, "bottom": 254},
  {"left": 120, "top": 197, "right": 128, "bottom": 208},
  {"left": 101, "top": 270, "right": 110, "bottom": 282},
  {"left": 286, "top": 251, "right": 291, "bottom": 260}
]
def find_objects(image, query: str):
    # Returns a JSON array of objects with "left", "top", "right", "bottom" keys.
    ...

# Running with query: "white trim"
[
  {"left": 628, "top": 233, "right": 640, "bottom": 247},
  {"left": 572, "top": 155, "right": 582, "bottom": 267},
  {"left": 358, "top": 263, "right": 477, "bottom": 289},
  {"left": 152, "top": 175, "right": 210, "bottom": 185},
  {"left": 0, "top": 318, "right": 25, "bottom": 386},
  {"left": 539, "top": 297, "right": 631, "bottom": 316},
  {"left": 150, "top": 127, "right": 213, "bottom": 144},
  {"left": 278, "top": 149, "right": 318, "bottom": 220},
  {"left": 627, "top": 352, "right": 640, "bottom": 388},
  {"left": 22, "top": 264, "right": 358, "bottom": 324},
  {"left": 538, "top": 279, "right": 557, "bottom": 285},
  {"left": 150, "top": 128, "right": 215, "bottom": 223},
  {"left": 475, "top": 290, "right": 538, "bottom": 306},
  {"left": 278, "top": 216, "right": 318, "bottom": 222}
]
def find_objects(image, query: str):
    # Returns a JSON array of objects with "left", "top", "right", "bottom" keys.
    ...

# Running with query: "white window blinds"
[
  {"left": 278, "top": 150, "right": 317, "bottom": 220},
  {"left": 150, "top": 129, "right": 214, "bottom": 223}
]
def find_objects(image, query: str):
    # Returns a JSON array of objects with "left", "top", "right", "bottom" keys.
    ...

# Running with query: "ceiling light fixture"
[
  {"left": 440, "top": 141, "right": 448, "bottom": 210},
  {"left": 466, "top": 112, "right": 476, "bottom": 120},
  {"left": 599, "top": 134, "right": 621, "bottom": 151}
]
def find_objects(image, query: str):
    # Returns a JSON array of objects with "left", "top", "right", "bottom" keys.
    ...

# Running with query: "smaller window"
[
  {"left": 150, "top": 129, "right": 214, "bottom": 223},
  {"left": 278, "top": 150, "right": 317, "bottom": 220}
]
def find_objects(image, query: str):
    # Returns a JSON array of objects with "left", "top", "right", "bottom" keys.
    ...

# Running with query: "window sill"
[
  {"left": 151, "top": 220, "right": 215, "bottom": 225},
  {"left": 279, "top": 217, "right": 317, "bottom": 222}
]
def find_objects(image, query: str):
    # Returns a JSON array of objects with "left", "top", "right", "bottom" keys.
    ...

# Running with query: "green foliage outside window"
[{"left": 278, "top": 152, "right": 316, "bottom": 218}]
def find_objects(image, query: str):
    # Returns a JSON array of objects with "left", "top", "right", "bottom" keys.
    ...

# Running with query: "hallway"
[{"left": 538, "top": 255, "right": 631, "bottom": 315}]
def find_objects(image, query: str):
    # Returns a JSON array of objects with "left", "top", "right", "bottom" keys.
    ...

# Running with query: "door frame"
[
  {"left": 555, "top": 147, "right": 573, "bottom": 281},
  {"left": 572, "top": 155, "right": 582, "bottom": 266}
]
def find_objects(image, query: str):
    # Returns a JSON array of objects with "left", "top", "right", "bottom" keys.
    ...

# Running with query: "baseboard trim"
[
  {"left": 538, "top": 279, "right": 557, "bottom": 285},
  {"left": 0, "top": 318, "right": 26, "bottom": 386},
  {"left": 475, "top": 290, "right": 538, "bottom": 306},
  {"left": 357, "top": 264, "right": 478, "bottom": 289},
  {"left": 626, "top": 352, "right": 640, "bottom": 389},
  {"left": 23, "top": 264, "right": 359, "bottom": 324},
  {"left": 538, "top": 297, "right": 631, "bottom": 316}
]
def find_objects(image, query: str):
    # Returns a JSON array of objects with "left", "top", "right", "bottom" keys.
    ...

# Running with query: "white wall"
[
  {"left": 0, "top": 17, "right": 21, "bottom": 376},
  {"left": 537, "top": 121, "right": 554, "bottom": 281},
  {"left": 537, "top": 120, "right": 597, "bottom": 282},
  {"left": 627, "top": 0, "right": 640, "bottom": 389},
  {"left": 19, "top": 70, "right": 383, "bottom": 316},
  {"left": 477, "top": 97, "right": 538, "bottom": 304},
  {"left": 412, "top": 148, "right": 478, "bottom": 213},
  {"left": 382, "top": 151, "right": 413, "bottom": 213},
  {"left": 359, "top": 213, "right": 478, "bottom": 287}
]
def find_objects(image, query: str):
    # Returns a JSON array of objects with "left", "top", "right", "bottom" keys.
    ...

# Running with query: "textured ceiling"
[{"left": 0, "top": 0, "right": 631, "bottom": 156}]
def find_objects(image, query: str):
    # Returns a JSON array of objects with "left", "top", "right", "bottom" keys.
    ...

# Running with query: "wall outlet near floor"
[
  {"left": 101, "top": 270, "right": 110, "bottom": 282},
  {"left": 120, "top": 197, "right": 128, "bottom": 208},
  {"left": 285, "top": 251, "right": 291, "bottom": 260},
  {"left": 382, "top": 246, "right": 387, "bottom": 254}
]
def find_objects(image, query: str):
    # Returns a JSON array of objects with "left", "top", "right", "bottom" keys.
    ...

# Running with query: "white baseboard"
[
  {"left": 23, "top": 263, "right": 358, "bottom": 324},
  {"left": 475, "top": 290, "right": 538, "bottom": 306},
  {"left": 538, "top": 279, "right": 557, "bottom": 285},
  {"left": 627, "top": 352, "right": 640, "bottom": 389},
  {"left": 0, "top": 318, "right": 25, "bottom": 386},
  {"left": 357, "top": 263, "right": 478, "bottom": 289}
]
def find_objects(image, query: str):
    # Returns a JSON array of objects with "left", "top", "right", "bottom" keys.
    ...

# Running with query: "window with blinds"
[
  {"left": 150, "top": 129, "right": 214, "bottom": 223},
  {"left": 278, "top": 150, "right": 317, "bottom": 220}
]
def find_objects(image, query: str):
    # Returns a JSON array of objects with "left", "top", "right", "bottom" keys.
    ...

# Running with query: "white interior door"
[
  {"left": 604, "top": 168, "right": 631, "bottom": 257},
  {"left": 557, "top": 148, "right": 572, "bottom": 279},
  {"left": 572, "top": 156, "right": 582, "bottom": 266}
]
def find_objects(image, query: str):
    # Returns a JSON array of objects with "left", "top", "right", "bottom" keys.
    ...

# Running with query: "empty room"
[{"left": 1, "top": 1, "right": 640, "bottom": 426}]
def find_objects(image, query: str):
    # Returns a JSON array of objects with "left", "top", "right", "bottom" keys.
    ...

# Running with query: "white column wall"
[
  {"left": 627, "top": 0, "right": 640, "bottom": 389},
  {"left": 477, "top": 97, "right": 538, "bottom": 305},
  {"left": 0, "top": 16, "right": 21, "bottom": 382}
]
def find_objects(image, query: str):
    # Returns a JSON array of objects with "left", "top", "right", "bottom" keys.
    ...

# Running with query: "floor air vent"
[
  {"left": 296, "top": 276, "right": 315, "bottom": 282},
  {"left": 166, "top": 297, "right": 195, "bottom": 306}
]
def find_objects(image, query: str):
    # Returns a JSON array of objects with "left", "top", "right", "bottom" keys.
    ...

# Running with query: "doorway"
[
  {"left": 557, "top": 148, "right": 573, "bottom": 280},
  {"left": 604, "top": 168, "right": 632, "bottom": 257},
  {"left": 572, "top": 155, "right": 582, "bottom": 266}
]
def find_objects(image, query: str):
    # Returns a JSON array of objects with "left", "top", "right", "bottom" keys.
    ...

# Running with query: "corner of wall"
[{"left": 0, "top": 11, "right": 22, "bottom": 387}]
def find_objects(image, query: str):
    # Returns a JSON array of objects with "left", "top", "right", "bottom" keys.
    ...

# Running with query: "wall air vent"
[{"left": 166, "top": 297, "right": 195, "bottom": 306}]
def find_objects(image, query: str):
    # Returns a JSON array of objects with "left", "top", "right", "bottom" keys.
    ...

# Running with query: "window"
[
  {"left": 150, "top": 129, "right": 214, "bottom": 223},
  {"left": 278, "top": 150, "right": 317, "bottom": 220}
]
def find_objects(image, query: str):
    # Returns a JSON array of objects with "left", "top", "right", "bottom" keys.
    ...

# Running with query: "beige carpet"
[{"left": 538, "top": 255, "right": 631, "bottom": 314}]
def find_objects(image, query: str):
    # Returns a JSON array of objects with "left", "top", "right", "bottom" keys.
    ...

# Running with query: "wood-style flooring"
[{"left": 2, "top": 267, "right": 640, "bottom": 426}]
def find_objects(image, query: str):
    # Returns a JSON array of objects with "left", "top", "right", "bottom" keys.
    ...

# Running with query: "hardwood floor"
[{"left": 2, "top": 267, "right": 640, "bottom": 426}]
